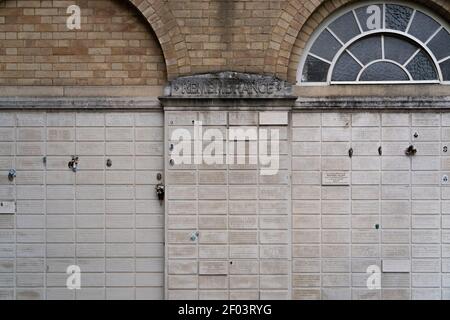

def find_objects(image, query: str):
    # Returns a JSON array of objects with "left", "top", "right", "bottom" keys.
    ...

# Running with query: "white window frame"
[{"left": 297, "top": 1, "right": 450, "bottom": 86}]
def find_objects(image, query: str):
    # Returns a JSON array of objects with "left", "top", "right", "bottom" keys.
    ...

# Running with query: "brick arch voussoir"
[
  {"left": 266, "top": 0, "right": 450, "bottom": 83},
  {"left": 128, "top": 0, "right": 190, "bottom": 80}
]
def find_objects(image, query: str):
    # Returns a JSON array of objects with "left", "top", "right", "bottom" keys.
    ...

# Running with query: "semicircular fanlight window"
[{"left": 299, "top": 2, "right": 450, "bottom": 84}]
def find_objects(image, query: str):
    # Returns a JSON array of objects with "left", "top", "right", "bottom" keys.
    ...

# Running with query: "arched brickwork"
[
  {"left": 265, "top": 0, "right": 450, "bottom": 83},
  {"left": 0, "top": 0, "right": 175, "bottom": 85},
  {"left": 0, "top": 0, "right": 190, "bottom": 81},
  {"left": 128, "top": 0, "right": 190, "bottom": 79}
]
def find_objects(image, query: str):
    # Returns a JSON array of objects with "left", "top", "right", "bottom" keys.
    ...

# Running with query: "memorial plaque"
[
  {"left": 167, "top": 72, "right": 292, "bottom": 98},
  {"left": 0, "top": 201, "right": 15, "bottom": 214},
  {"left": 322, "top": 171, "right": 350, "bottom": 186}
]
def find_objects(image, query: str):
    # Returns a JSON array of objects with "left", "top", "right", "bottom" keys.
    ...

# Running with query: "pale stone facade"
[
  {"left": 0, "top": 110, "right": 165, "bottom": 299},
  {"left": 166, "top": 110, "right": 290, "bottom": 300},
  {"left": 0, "top": 0, "right": 450, "bottom": 300}
]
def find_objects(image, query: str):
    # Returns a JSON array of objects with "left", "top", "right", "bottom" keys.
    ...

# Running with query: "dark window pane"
[
  {"left": 302, "top": 55, "right": 331, "bottom": 82},
  {"left": 406, "top": 50, "right": 438, "bottom": 80},
  {"left": 329, "top": 11, "right": 361, "bottom": 44},
  {"left": 355, "top": 4, "right": 383, "bottom": 32},
  {"left": 310, "top": 29, "right": 342, "bottom": 62},
  {"left": 408, "top": 11, "right": 441, "bottom": 43},
  {"left": 332, "top": 52, "right": 362, "bottom": 81},
  {"left": 360, "top": 62, "right": 409, "bottom": 81},
  {"left": 348, "top": 35, "right": 382, "bottom": 65},
  {"left": 384, "top": 35, "right": 419, "bottom": 65},
  {"left": 385, "top": 4, "right": 413, "bottom": 31},
  {"left": 440, "top": 59, "right": 450, "bottom": 81},
  {"left": 427, "top": 29, "right": 450, "bottom": 61}
]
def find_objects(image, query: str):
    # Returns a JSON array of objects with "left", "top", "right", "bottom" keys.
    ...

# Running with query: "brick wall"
[
  {"left": 167, "top": 0, "right": 287, "bottom": 75},
  {"left": 1, "top": 0, "right": 450, "bottom": 83},
  {"left": 0, "top": 0, "right": 167, "bottom": 86}
]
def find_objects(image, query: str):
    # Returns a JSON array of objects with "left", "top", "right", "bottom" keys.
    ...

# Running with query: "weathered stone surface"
[{"left": 167, "top": 72, "right": 292, "bottom": 98}]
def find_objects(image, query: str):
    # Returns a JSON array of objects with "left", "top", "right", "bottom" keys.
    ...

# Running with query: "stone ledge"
[
  {"left": 295, "top": 97, "right": 450, "bottom": 111},
  {"left": 0, "top": 97, "right": 161, "bottom": 110},
  {"left": 294, "top": 84, "right": 450, "bottom": 97},
  {"left": 0, "top": 86, "right": 164, "bottom": 97},
  {"left": 159, "top": 97, "right": 297, "bottom": 110}
]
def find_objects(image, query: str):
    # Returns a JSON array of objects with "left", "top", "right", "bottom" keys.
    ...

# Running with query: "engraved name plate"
[
  {"left": 322, "top": 171, "right": 350, "bottom": 186},
  {"left": 168, "top": 72, "right": 292, "bottom": 98}
]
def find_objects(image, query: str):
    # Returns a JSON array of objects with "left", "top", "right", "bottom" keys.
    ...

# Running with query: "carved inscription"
[
  {"left": 168, "top": 72, "right": 292, "bottom": 97},
  {"left": 322, "top": 171, "right": 350, "bottom": 186}
]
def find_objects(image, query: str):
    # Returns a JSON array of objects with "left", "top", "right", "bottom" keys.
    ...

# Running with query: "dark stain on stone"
[
  {"left": 0, "top": 261, "right": 14, "bottom": 272},
  {"left": 216, "top": 0, "right": 234, "bottom": 50},
  {"left": 17, "top": 290, "right": 41, "bottom": 300}
]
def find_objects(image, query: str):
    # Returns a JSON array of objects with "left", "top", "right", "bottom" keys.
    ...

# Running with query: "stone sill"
[
  {"left": 0, "top": 97, "right": 161, "bottom": 111},
  {"left": 294, "top": 84, "right": 450, "bottom": 97},
  {"left": 159, "top": 96, "right": 297, "bottom": 109},
  {"left": 295, "top": 97, "right": 450, "bottom": 111}
]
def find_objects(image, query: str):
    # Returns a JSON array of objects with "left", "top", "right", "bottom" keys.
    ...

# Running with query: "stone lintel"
[{"left": 160, "top": 72, "right": 297, "bottom": 109}]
